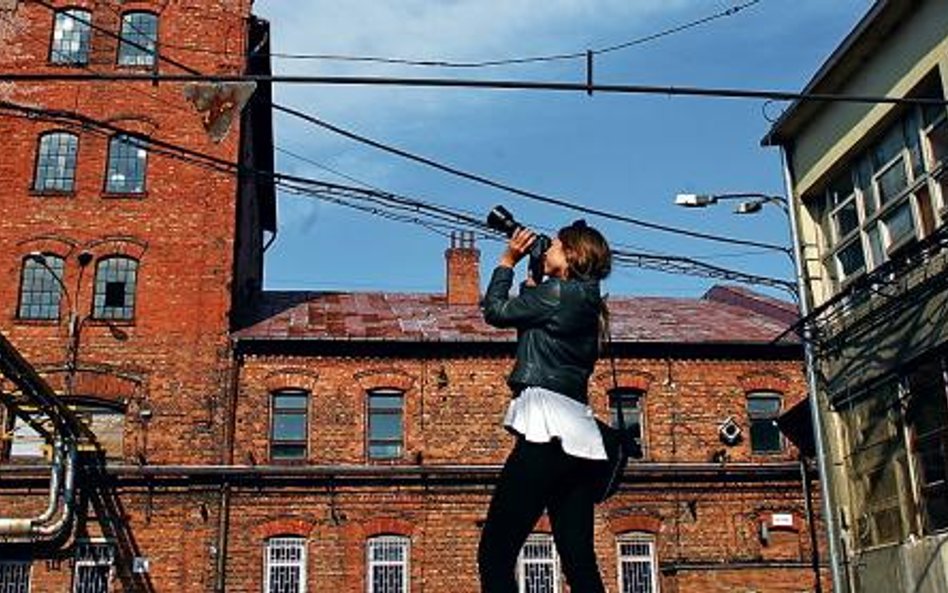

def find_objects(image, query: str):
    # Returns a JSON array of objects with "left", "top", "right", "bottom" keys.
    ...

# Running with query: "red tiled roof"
[{"left": 234, "top": 285, "right": 798, "bottom": 344}]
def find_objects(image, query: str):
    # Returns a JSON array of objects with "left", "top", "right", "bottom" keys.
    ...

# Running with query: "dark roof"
[{"left": 234, "top": 285, "right": 798, "bottom": 344}]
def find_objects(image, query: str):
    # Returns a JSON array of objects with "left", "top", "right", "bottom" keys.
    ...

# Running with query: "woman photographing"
[{"left": 478, "top": 219, "right": 612, "bottom": 593}]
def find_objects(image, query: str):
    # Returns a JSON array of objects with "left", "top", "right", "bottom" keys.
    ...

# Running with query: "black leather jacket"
[{"left": 481, "top": 266, "right": 602, "bottom": 404}]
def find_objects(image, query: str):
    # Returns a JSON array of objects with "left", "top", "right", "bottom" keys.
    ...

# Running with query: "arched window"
[
  {"left": 18, "top": 253, "right": 64, "bottom": 320},
  {"left": 105, "top": 135, "right": 148, "bottom": 194},
  {"left": 747, "top": 391, "right": 783, "bottom": 454},
  {"left": 34, "top": 132, "right": 79, "bottom": 192},
  {"left": 366, "top": 535, "right": 410, "bottom": 593},
  {"left": 117, "top": 12, "right": 158, "bottom": 67},
  {"left": 50, "top": 8, "right": 91, "bottom": 64},
  {"left": 609, "top": 388, "right": 646, "bottom": 459},
  {"left": 270, "top": 390, "right": 309, "bottom": 461},
  {"left": 367, "top": 389, "right": 404, "bottom": 460},
  {"left": 93, "top": 256, "right": 138, "bottom": 320},
  {"left": 616, "top": 532, "right": 658, "bottom": 593},
  {"left": 263, "top": 537, "right": 306, "bottom": 593},
  {"left": 517, "top": 533, "right": 560, "bottom": 592}
]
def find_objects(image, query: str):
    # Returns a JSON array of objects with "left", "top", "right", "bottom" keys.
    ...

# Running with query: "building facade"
[
  {"left": 0, "top": 1, "right": 828, "bottom": 592},
  {"left": 764, "top": 1, "right": 948, "bottom": 591}
]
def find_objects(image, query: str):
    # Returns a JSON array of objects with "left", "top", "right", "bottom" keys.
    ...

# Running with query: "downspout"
[
  {"left": 780, "top": 146, "right": 847, "bottom": 593},
  {"left": 0, "top": 438, "right": 77, "bottom": 540},
  {"left": 215, "top": 351, "right": 242, "bottom": 593}
]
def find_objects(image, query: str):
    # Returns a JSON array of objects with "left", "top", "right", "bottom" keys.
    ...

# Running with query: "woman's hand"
[{"left": 499, "top": 227, "right": 536, "bottom": 268}]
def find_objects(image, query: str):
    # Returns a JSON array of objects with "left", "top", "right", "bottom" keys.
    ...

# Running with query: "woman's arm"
[{"left": 481, "top": 267, "right": 560, "bottom": 328}]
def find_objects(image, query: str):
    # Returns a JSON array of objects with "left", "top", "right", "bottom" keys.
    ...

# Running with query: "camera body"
[{"left": 487, "top": 206, "right": 552, "bottom": 283}]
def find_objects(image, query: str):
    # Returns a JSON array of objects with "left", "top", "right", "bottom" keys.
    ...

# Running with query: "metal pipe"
[
  {"left": 780, "top": 146, "right": 847, "bottom": 592},
  {"left": 800, "top": 456, "right": 823, "bottom": 593},
  {"left": 33, "top": 443, "right": 76, "bottom": 537},
  {"left": 0, "top": 439, "right": 76, "bottom": 540}
]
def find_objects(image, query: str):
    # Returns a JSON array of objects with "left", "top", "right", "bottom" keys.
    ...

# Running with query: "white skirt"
[{"left": 503, "top": 386, "right": 607, "bottom": 461}]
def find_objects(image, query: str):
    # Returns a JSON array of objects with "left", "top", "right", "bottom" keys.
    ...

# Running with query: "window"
[
  {"left": 34, "top": 132, "right": 79, "bottom": 192},
  {"left": 18, "top": 253, "right": 64, "bottom": 320},
  {"left": 264, "top": 537, "right": 306, "bottom": 593},
  {"left": 9, "top": 416, "right": 46, "bottom": 459},
  {"left": 105, "top": 135, "right": 148, "bottom": 194},
  {"left": 50, "top": 8, "right": 91, "bottom": 64},
  {"left": 517, "top": 533, "right": 561, "bottom": 593},
  {"left": 74, "top": 401, "right": 126, "bottom": 461},
  {"left": 270, "top": 390, "right": 308, "bottom": 461},
  {"left": 616, "top": 533, "right": 658, "bottom": 593},
  {"left": 609, "top": 388, "right": 646, "bottom": 458},
  {"left": 73, "top": 543, "right": 114, "bottom": 593},
  {"left": 819, "top": 78, "right": 947, "bottom": 287},
  {"left": 842, "top": 380, "right": 912, "bottom": 548},
  {"left": 367, "top": 535, "right": 410, "bottom": 593},
  {"left": 368, "top": 390, "right": 403, "bottom": 460},
  {"left": 747, "top": 392, "right": 783, "bottom": 454},
  {"left": 117, "top": 12, "right": 158, "bottom": 67},
  {"left": 905, "top": 359, "right": 948, "bottom": 533},
  {"left": 93, "top": 256, "right": 138, "bottom": 320},
  {"left": 0, "top": 561, "right": 31, "bottom": 593}
]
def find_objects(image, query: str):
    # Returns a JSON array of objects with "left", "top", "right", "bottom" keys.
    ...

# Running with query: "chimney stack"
[{"left": 445, "top": 231, "right": 480, "bottom": 306}]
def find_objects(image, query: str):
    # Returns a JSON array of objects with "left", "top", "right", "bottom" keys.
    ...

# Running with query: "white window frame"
[
  {"left": 73, "top": 541, "right": 114, "bottom": 593},
  {"left": 366, "top": 535, "right": 410, "bottom": 593},
  {"left": 616, "top": 533, "right": 659, "bottom": 593},
  {"left": 516, "top": 533, "right": 561, "bottom": 593},
  {"left": 263, "top": 537, "right": 307, "bottom": 593},
  {"left": 0, "top": 561, "right": 32, "bottom": 593}
]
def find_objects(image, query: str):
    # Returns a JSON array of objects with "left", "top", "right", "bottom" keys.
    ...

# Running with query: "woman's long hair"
[{"left": 558, "top": 220, "right": 612, "bottom": 349}]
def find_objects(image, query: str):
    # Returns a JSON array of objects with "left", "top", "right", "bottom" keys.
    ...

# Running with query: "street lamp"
[
  {"left": 674, "top": 192, "right": 789, "bottom": 215},
  {"left": 673, "top": 188, "right": 837, "bottom": 593}
]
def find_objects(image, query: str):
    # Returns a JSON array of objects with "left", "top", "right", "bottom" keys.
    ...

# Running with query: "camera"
[{"left": 487, "top": 205, "right": 552, "bottom": 283}]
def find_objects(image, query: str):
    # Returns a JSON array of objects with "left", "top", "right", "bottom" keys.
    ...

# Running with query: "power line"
[
  {"left": 248, "top": 0, "right": 762, "bottom": 67},
  {"left": 14, "top": 2, "right": 800, "bottom": 254},
  {"left": 4, "top": 72, "right": 947, "bottom": 108}
]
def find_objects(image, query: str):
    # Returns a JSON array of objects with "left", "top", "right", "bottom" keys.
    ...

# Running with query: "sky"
[{"left": 251, "top": 0, "right": 875, "bottom": 301}]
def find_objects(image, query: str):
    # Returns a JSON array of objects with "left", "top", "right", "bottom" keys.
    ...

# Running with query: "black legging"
[{"left": 478, "top": 437, "right": 606, "bottom": 593}]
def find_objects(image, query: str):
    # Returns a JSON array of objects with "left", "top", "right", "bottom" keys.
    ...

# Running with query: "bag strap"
[{"left": 605, "top": 297, "right": 625, "bottom": 432}]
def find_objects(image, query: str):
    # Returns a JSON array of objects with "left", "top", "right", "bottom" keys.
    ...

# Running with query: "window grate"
[
  {"left": 93, "top": 257, "right": 138, "bottom": 320},
  {"left": 264, "top": 537, "right": 306, "bottom": 593},
  {"left": 18, "top": 254, "right": 64, "bottom": 320},
  {"left": 34, "top": 132, "right": 78, "bottom": 192},
  {"left": 517, "top": 534, "right": 560, "bottom": 593},
  {"left": 367, "top": 536, "right": 409, "bottom": 593},
  {"left": 617, "top": 536, "right": 657, "bottom": 593},
  {"left": 73, "top": 543, "right": 114, "bottom": 593},
  {"left": 0, "top": 562, "right": 31, "bottom": 593},
  {"left": 118, "top": 12, "right": 158, "bottom": 67},
  {"left": 51, "top": 9, "right": 91, "bottom": 64}
]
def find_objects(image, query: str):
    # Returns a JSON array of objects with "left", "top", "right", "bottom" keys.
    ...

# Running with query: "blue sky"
[{"left": 252, "top": 0, "right": 873, "bottom": 300}]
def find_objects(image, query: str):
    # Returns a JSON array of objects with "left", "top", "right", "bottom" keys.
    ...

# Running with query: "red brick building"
[{"left": 0, "top": 2, "right": 828, "bottom": 592}]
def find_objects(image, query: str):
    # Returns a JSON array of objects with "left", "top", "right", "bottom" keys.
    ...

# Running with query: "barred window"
[
  {"left": 73, "top": 543, "right": 114, "bottom": 593},
  {"left": 747, "top": 392, "right": 783, "bottom": 454},
  {"left": 617, "top": 533, "right": 658, "bottom": 593},
  {"left": 264, "top": 537, "right": 306, "bottom": 593},
  {"left": 0, "top": 561, "right": 31, "bottom": 593},
  {"left": 93, "top": 256, "right": 138, "bottom": 320},
  {"left": 118, "top": 12, "right": 158, "bottom": 67},
  {"left": 105, "top": 135, "right": 148, "bottom": 194},
  {"left": 517, "top": 533, "right": 561, "bottom": 593},
  {"left": 50, "top": 8, "right": 91, "bottom": 64},
  {"left": 34, "top": 132, "right": 79, "bottom": 192},
  {"left": 271, "top": 390, "right": 309, "bottom": 461},
  {"left": 368, "top": 390, "right": 403, "bottom": 460},
  {"left": 18, "top": 253, "right": 64, "bottom": 320},
  {"left": 367, "top": 535, "right": 410, "bottom": 593}
]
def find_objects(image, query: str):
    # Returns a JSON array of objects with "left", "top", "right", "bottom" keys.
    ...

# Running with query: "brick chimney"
[{"left": 445, "top": 231, "right": 480, "bottom": 306}]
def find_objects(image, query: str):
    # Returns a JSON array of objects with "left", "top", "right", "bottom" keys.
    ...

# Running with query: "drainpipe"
[
  {"left": 214, "top": 351, "right": 242, "bottom": 593},
  {"left": 780, "top": 146, "right": 846, "bottom": 593},
  {"left": 0, "top": 438, "right": 77, "bottom": 540}
]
